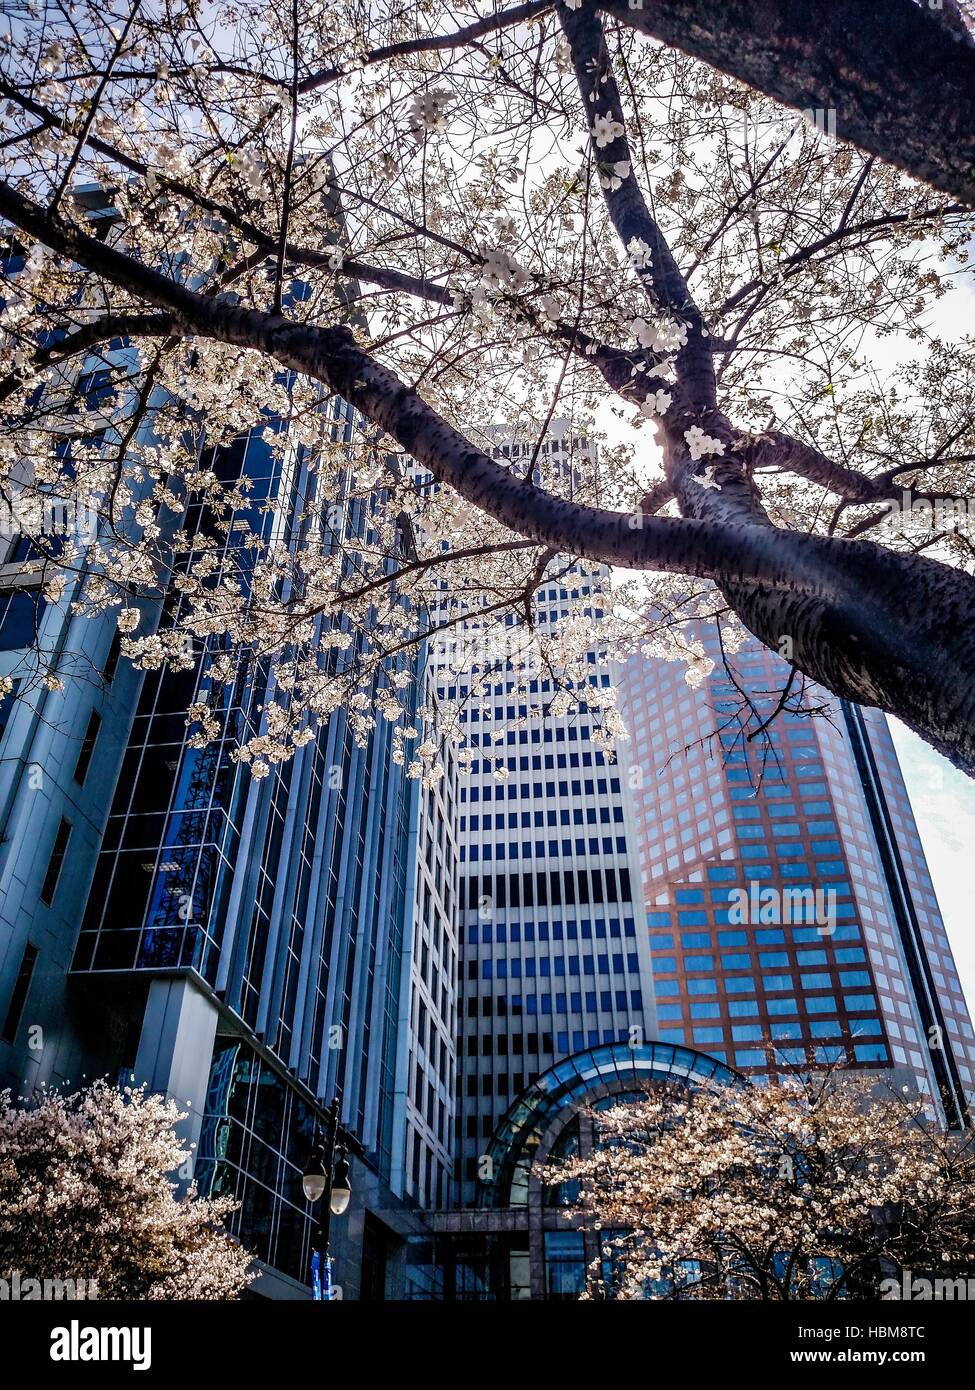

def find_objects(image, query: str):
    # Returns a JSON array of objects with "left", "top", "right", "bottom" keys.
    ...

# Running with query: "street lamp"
[
  {"left": 302, "top": 1097, "right": 355, "bottom": 1298},
  {"left": 330, "top": 1153, "right": 352, "bottom": 1215},
  {"left": 302, "top": 1150, "right": 328, "bottom": 1204}
]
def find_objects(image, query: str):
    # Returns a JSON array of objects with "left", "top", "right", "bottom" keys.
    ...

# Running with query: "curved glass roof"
[{"left": 477, "top": 1040, "right": 743, "bottom": 1209}]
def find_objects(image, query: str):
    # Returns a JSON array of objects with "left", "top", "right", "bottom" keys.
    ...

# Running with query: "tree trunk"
[{"left": 601, "top": 0, "right": 975, "bottom": 208}]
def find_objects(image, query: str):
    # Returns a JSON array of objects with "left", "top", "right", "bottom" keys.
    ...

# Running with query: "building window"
[
  {"left": 544, "top": 1230, "right": 587, "bottom": 1301},
  {"left": 103, "top": 631, "right": 122, "bottom": 684},
  {"left": 805, "top": 995, "right": 837, "bottom": 1014},
  {"left": 685, "top": 954, "right": 714, "bottom": 971},
  {"left": 40, "top": 818, "right": 71, "bottom": 905},
  {"left": 0, "top": 679, "right": 19, "bottom": 741},
  {"left": 1, "top": 942, "right": 37, "bottom": 1043},
  {"left": 693, "top": 1027, "right": 724, "bottom": 1045},
  {"left": 844, "top": 993, "right": 878, "bottom": 1012},
  {"left": 0, "top": 590, "right": 46, "bottom": 650},
  {"left": 73, "top": 710, "right": 101, "bottom": 786},
  {"left": 690, "top": 1003, "right": 721, "bottom": 1019}
]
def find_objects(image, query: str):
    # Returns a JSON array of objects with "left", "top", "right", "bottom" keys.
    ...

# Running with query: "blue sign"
[{"left": 311, "top": 1250, "right": 335, "bottom": 1301}]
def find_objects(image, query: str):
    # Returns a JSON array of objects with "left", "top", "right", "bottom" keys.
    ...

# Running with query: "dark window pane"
[
  {"left": 40, "top": 818, "right": 71, "bottom": 905},
  {"left": 103, "top": 631, "right": 122, "bottom": 684},
  {"left": 0, "top": 679, "right": 20, "bottom": 740},
  {"left": 0, "top": 590, "right": 46, "bottom": 650},
  {"left": 1, "top": 942, "right": 37, "bottom": 1042},
  {"left": 73, "top": 710, "right": 101, "bottom": 785}
]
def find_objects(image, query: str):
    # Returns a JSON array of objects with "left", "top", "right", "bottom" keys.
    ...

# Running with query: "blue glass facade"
[
  {"left": 71, "top": 408, "right": 418, "bottom": 1148},
  {"left": 0, "top": 356, "right": 168, "bottom": 1098},
  {"left": 0, "top": 347, "right": 429, "bottom": 1290}
]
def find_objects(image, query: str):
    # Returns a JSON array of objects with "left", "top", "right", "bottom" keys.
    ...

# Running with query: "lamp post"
[{"left": 302, "top": 1097, "right": 354, "bottom": 1299}]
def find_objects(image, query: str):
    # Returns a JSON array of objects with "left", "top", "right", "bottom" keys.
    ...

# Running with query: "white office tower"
[
  {"left": 428, "top": 422, "right": 658, "bottom": 1206},
  {"left": 394, "top": 694, "right": 461, "bottom": 1211}
]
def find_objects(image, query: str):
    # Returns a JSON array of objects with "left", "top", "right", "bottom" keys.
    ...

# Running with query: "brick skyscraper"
[{"left": 619, "top": 625, "right": 974, "bottom": 1129}]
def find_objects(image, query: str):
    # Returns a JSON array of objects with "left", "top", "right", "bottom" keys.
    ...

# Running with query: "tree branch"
[
  {"left": 6, "top": 177, "right": 975, "bottom": 772},
  {"left": 0, "top": 312, "right": 176, "bottom": 406}
]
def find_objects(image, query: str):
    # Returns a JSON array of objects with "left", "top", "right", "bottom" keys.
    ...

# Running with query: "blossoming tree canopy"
[
  {"left": 547, "top": 1070, "right": 975, "bottom": 1300},
  {"left": 2, "top": 0, "right": 975, "bottom": 782},
  {"left": 0, "top": 1080, "right": 254, "bottom": 1299}
]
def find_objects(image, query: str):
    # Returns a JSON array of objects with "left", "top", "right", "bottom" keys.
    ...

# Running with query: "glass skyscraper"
[
  {"left": 403, "top": 612, "right": 975, "bottom": 1299},
  {"left": 618, "top": 623, "right": 974, "bottom": 1129},
  {"left": 70, "top": 400, "right": 432, "bottom": 1288},
  {"left": 0, "top": 218, "right": 452, "bottom": 1294},
  {"left": 392, "top": 701, "right": 461, "bottom": 1212}
]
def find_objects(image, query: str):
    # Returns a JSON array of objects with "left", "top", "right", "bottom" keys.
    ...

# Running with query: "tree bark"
[{"left": 601, "top": 0, "right": 975, "bottom": 208}]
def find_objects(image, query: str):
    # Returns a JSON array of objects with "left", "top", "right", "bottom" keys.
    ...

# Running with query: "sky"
[
  {"left": 890, "top": 723, "right": 975, "bottom": 1016},
  {"left": 866, "top": 207, "right": 975, "bottom": 1021}
]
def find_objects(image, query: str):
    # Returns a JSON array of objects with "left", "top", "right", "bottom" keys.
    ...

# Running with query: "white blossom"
[
  {"left": 539, "top": 293, "right": 562, "bottom": 325},
  {"left": 639, "top": 388, "right": 672, "bottom": 418},
  {"left": 409, "top": 88, "right": 453, "bottom": 136},
  {"left": 626, "top": 236, "right": 653, "bottom": 269},
  {"left": 599, "top": 160, "right": 631, "bottom": 190},
  {"left": 546, "top": 1070, "right": 974, "bottom": 1301},
  {"left": 480, "top": 248, "right": 531, "bottom": 293},
  {"left": 684, "top": 425, "right": 725, "bottom": 461},
  {"left": 0, "top": 1080, "right": 254, "bottom": 1300},
  {"left": 631, "top": 315, "right": 688, "bottom": 355},
  {"left": 592, "top": 115, "right": 625, "bottom": 149}
]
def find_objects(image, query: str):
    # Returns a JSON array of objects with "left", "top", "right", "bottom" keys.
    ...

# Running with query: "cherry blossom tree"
[
  {"left": 2, "top": 1, "right": 975, "bottom": 782},
  {"left": 0, "top": 1079, "right": 254, "bottom": 1299},
  {"left": 548, "top": 1069, "right": 975, "bottom": 1300}
]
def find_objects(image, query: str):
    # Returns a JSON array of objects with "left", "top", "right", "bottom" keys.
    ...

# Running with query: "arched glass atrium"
[
  {"left": 477, "top": 1039, "right": 742, "bottom": 1212},
  {"left": 407, "top": 1040, "right": 742, "bottom": 1300}
]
